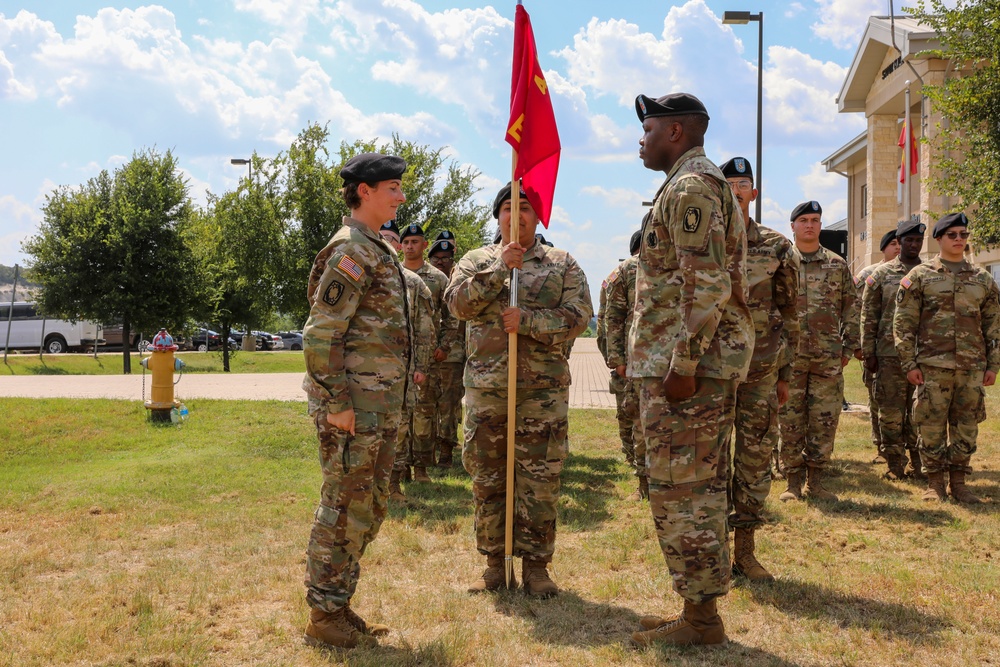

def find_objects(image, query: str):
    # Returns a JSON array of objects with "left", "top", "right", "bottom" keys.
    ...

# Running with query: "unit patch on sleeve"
[
  {"left": 682, "top": 207, "right": 702, "bottom": 233},
  {"left": 323, "top": 280, "right": 345, "bottom": 307}
]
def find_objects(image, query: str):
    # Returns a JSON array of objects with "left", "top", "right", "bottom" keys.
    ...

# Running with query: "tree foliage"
[
  {"left": 23, "top": 148, "right": 201, "bottom": 372},
  {"left": 907, "top": 0, "right": 1000, "bottom": 243}
]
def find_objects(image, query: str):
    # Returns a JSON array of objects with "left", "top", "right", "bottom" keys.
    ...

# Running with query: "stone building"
[{"left": 823, "top": 15, "right": 1000, "bottom": 280}]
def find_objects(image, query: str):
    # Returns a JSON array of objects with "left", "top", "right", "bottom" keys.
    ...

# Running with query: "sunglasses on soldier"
[{"left": 943, "top": 231, "right": 970, "bottom": 240}]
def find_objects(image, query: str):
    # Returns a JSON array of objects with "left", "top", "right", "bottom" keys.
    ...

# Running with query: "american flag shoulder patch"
[
  {"left": 865, "top": 274, "right": 876, "bottom": 287},
  {"left": 900, "top": 276, "right": 912, "bottom": 289},
  {"left": 852, "top": 275, "right": 861, "bottom": 288},
  {"left": 337, "top": 255, "right": 365, "bottom": 282}
]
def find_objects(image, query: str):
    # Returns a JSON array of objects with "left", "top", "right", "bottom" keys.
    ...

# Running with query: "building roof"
[
  {"left": 826, "top": 218, "right": 848, "bottom": 231},
  {"left": 837, "top": 16, "right": 940, "bottom": 113},
  {"left": 823, "top": 131, "right": 867, "bottom": 175}
]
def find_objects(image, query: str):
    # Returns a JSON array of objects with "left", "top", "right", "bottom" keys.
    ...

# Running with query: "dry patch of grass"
[{"left": 1, "top": 382, "right": 999, "bottom": 666}]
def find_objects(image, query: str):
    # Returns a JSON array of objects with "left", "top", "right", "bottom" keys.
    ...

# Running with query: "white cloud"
[
  {"left": 797, "top": 161, "right": 848, "bottom": 224},
  {"left": 786, "top": 3, "right": 806, "bottom": 18},
  {"left": 233, "top": 0, "right": 321, "bottom": 47},
  {"left": 811, "top": 0, "right": 883, "bottom": 49},
  {"left": 0, "top": 194, "right": 42, "bottom": 265}
]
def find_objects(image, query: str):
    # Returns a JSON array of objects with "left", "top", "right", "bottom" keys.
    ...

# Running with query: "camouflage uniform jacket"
[
  {"left": 413, "top": 262, "right": 457, "bottom": 355},
  {"left": 598, "top": 256, "right": 637, "bottom": 370},
  {"left": 627, "top": 146, "right": 753, "bottom": 380},
  {"left": 302, "top": 216, "right": 410, "bottom": 416},
  {"left": 403, "top": 268, "right": 435, "bottom": 379},
  {"left": 745, "top": 219, "right": 799, "bottom": 382},
  {"left": 860, "top": 258, "right": 920, "bottom": 359},
  {"left": 855, "top": 261, "right": 882, "bottom": 295},
  {"left": 892, "top": 256, "right": 1000, "bottom": 373},
  {"left": 791, "top": 245, "right": 859, "bottom": 362},
  {"left": 445, "top": 241, "right": 593, "bottom": 389}
]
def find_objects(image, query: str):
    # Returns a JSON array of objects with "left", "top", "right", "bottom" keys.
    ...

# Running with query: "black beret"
[
  {"left": 340, "top": 153, "right": 406, "bottom": 184},
  {"left": 896, "top": 219, "right": 926, "bottom": 239},
  {"left": 536, "top": 233, "right": 553, "bottom": 248},
  {"left": 492, "top": 181, "right": 528, "bottom": 219},
  {"left": 429, "top": 238, "right": 455, "bottom": 256},
  {"left": 635, "top": 93, "right": 710, "bottom": 122},
  {"left": 790, "top": 200, "right": 822, "bottom": 222},
  {"left": 399, "top": 223, "right": 424, "bottom": 241},
  {"left": 879, "top": 229, "right": 898, "bottom": 251},
  {"left": 380, "top": 219, "right": 400, "bottom": 236},
  {"left": 629, "top": 230, "right": 642, "bottom": 256},
  {"left": 433, "top": 230, "right": 455, "bottom": 242},
  {"left": 493, "top": 228, "right": 502, "bottom": 244},
  {"left": 932, "top": 212, "right": 969, "bottom": 239},
  {"left": 719, "top": 156, "right": 753, "bottom": 182}
]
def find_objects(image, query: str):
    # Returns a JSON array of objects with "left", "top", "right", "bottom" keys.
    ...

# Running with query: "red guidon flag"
[
  {"left": 898, "top": 120, "right": 918, "bottom": 184},
  {"left": 505, "top": 3, "right": 560, "bottom": 227}
]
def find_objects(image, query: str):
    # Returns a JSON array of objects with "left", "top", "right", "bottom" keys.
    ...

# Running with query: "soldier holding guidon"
[
  {"left": 893, "top": 212, "right": 1000, "bottom": 503},
  {"left": 445, "top": 182, "right": 592, "bottom": 597}
]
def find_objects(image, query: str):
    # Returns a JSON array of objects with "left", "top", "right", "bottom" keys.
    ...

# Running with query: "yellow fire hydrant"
[{"left": 141, "top": 329, "right": 185, "bottom": 423}]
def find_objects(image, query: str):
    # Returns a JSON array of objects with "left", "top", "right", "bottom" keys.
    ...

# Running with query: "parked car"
[
  {"left": 254, "top": 331, "right": 284, "bottom": 350},
  {"left": 189, "top": 328, "right": 237, "bottom": 352},
  {"left": 277, "top": 331, "right": 303, "bottom": 350},
  {"left": 1, "top": 302, "right": 103, "bottom": 353}
]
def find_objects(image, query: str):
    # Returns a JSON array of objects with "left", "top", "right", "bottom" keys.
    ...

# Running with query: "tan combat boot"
[
  {"left": 468, "top": 554, "right": 517, "bottom": 593},
  {"left": 804, "top": 467, "right": 838, "bottom": 501},
  {"left": 948, "top": 470, "right": 981, "bottom": 504},
  {"left": 413, "top": 466, "right": 432, "bottom": 483},
  {"left": 885, "top": 452, "right": 908, "bottom": 481},
  {"left": 343, "top": 605, "right": 390, "bottom": 637},
  {"left": 631, "top": 599, "right": 728, "bottom": 647},
  {"left": 437, "top": 439, "right": 455, "bottom": 468},
  {"left": 626, "top": 476, "right": 649, "bottom": 501},
  {"left": 906, "top": 449, "right": 927, "bottom": 480},
  {"left": 922, "top": 471, "right": 947, "bottom": 502},
  {"left": 732, "top": 527, "right": 775, "bottom": 582},
  {"left": 778, "top": 469, "right": 804, "bottom": 502},
  {"left": 303, "top": 607, "right": 377, "bottom": 650},
  {"left": 522, "top": 558, "right": 559, "bottom": 598},
  {"left": 389, "top": 469, "right": 406, "bottom": 503}
]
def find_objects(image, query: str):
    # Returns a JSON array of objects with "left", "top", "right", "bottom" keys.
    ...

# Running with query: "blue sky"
[{"left": 1, "top": 0, "right": 905, "bottom": 306}]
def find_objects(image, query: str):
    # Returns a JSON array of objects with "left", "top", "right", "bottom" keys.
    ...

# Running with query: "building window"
[{"left": 861, "top": 184, "right": 868, "bottom": 217}]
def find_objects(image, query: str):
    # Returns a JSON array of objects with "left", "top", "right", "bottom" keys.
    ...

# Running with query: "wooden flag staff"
[{"left": 505, "top": 161, "right": 520, "bottom": 587}]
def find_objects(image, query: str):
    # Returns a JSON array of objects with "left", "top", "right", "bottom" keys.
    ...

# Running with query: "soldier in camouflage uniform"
[
  {"left": 597, "top": 228, "right": 644, "bottom": 500},
  {"left": 861, "top": 220, "right": 925, "bottom": 480},
  {"left": 718, "top": 157, "right": 798, "bottom": 583},
  {"left": 778, "top": 200, "right": 860, "bottom": 503},
  {"left": 627, "top": 94, "right": 753, "bottom": 649},
  {"left": 856, "top": 230, "right": 901, "bottom": 465},
  {"left": 428, "top": 230, "right": 466, "bottom": 467},
  {"left": 400, "top": 223, "right": 457, "bottom": 481},
  {"left": 389, "top": 267, "right": 435, "bottom": 503},
  {"left": 301, "top": 153, "right": 410, "bottom": 650},
  {"left": 445, "top": 182, "right": 592, "bottom": 597},
  {"left": 893, "top": 212, "right": 1000, "bottom": 504}
]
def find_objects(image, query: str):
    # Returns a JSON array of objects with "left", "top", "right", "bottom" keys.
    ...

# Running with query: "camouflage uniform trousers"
[
  {"left": 437, "top": 361, "right": 465, "bottom": 447},
  {"left": 863, "top": 366, "right": 883, "bottom": 456},
  {"left": 872, "top": 357, "right": 917, "bottom": 463},
  {"left": 912, "top": 365, "right": 986, "bottom": 474},
  {"left": 305, "top": 409, "right": 399, "bottom": 612},
  {"left": 462, "top": 386, "right": 569, "bottom": 561},
  {"left": 393, "top": 382, "right": 419, "bottom": 471},
  {"left": 639, "top": 376, "right": 734, "bottom": 605},
  {"left": 729, "top": 368, "right": 778, "bottom": 530},
  {"left": 395, "top": 377, "right": 437, "bottom": 468},
  {"left": 610, "top": 372, "right": 644, "bottom": 477},
  {"left": 779, "top": 357, "right": 844, "bottom": 473}
]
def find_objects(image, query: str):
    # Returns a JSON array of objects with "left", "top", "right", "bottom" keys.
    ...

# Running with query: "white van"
[{"left": 0, "top": 302, "right": 104, "bottom": 353}]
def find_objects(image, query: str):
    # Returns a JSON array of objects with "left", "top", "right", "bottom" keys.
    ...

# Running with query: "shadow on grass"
[
  {"left": 644, "top": 641, "right": 807, "bottom": 666},
  {"left": 310, "top": 637, "right": 458, "bottom": 667},
  {"left": 389, "top": 475, "right": 475, "bottom": 528},
  {"left": 491, "top": 589, "right": 642, "bottom": 648},
  {"left": 749, "top": 578, "right": 950, "bottom": 644},
  {"left": 559, "top": 451, "right": 621, "bottom": 531}
]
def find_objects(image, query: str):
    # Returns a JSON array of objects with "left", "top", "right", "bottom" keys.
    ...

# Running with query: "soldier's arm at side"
[
  {"left": 774, "top": 246, "right": 800, "bottom": 383},
  {"left": 302, "top": 252, "right": 371, "bottom": 416},
  {"left": 667, "top": 183, "right": 730, "bottom": 377},
  {"left": 860, "top": 271, "right": 882, "bottom": 360},
  {"left": 414, "top": 282, "right": 436, "bottom": 379},
  {"left": 596, "top": 282, "right": 610, "bottom": 363},
  {"left": 444, "top": 251, "right": 508, "bottom": 321},
  {"left": 840, "top": 262, "right": 861, "bottom": 358},
  {"left": 434, "top": 274, "right": 458, "bottom": 356},
  {"left": 892, "top": 271, "right": 921, "bottom": 375},
  {"left": 517, "top": 255, "right": 593, "bottom": 345},
  {"left": 981, "top": 279, "right": 1000, "bottom": 379},
  {"left": 604, "top": 271, "right": 630, "bottom": 370}
]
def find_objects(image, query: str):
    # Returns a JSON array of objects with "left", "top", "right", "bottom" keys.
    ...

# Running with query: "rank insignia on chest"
[
  {"left": 337, "top": 255, "right": 365, "bottom": 282},
  {"left": 683, "top": 207, "right": 701, "bottom": 233},
  {"left": 900, "top": 276, "right": 912, "bottom": 290},
  {"left": 865, "top": 275, "right": 876, "bottom": 287}
]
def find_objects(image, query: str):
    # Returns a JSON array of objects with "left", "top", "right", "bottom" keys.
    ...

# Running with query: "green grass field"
[
  {"left": 1, "top": 350, "right": 305, "bottom": 376},
  {"left": 1, "top": 373, "right": 998, "bottom": 666}
]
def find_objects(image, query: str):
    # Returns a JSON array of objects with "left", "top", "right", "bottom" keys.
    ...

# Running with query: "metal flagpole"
[
  {"left": 903, "top": 82, "right": 912, "bottom": 224},
  {"left": 505, "top": 159, "right": 520, "bottom": 587}
]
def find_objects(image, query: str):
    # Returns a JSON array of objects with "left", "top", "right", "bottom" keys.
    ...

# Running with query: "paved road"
[{"left": 0, "top": 338, "right": 618, "bottom": 409}]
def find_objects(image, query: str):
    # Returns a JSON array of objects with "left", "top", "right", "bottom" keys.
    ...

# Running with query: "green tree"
[
  {"left": 23, "top": 148, "right": 201, "bottom": 373},
  {"left": 189, "top": 153, "right": 288, "bottom": 371},
  {"left": 907, "top": 0, "right": 1000, "bottom": 243}
]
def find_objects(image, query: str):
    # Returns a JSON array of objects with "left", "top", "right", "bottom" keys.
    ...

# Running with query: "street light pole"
[
  {"left": 229, "top": 156, "right": 255, "bottom": 353},
  {"left": 723, "top": 10, "right": 764, "bottom": 224},
  {"left": 230, "top": 157, "right": 251, "bottom": 183}
]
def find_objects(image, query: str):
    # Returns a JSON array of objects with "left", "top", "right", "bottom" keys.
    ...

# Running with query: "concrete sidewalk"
[{"left": 0, "top": 338, "right": 618, "bottom": 409}]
